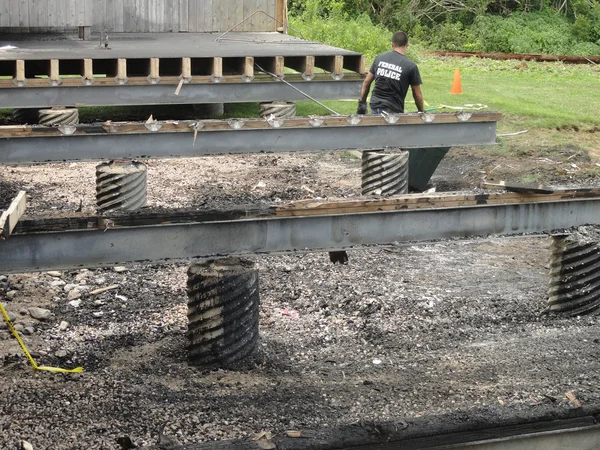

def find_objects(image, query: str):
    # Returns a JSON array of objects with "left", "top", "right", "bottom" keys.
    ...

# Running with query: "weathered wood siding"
[
  {"left": 0, "top": 0, "right": 94, "bottom": 31},
  {"left": 0, "top": 0, "right": 284, "bottom": 33}
]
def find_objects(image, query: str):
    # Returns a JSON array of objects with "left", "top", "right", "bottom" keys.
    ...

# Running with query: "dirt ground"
[{"left": 1, "top": 125, "right": 600, "bottom": 449}]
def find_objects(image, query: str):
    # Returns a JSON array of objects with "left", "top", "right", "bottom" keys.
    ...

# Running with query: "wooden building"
[{"left": 0, "top": 0, "right": 287, "bottom": 33}]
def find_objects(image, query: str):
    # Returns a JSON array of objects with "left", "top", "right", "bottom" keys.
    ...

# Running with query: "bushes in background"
[{"left": 288, "top": 0, "right": 600, "bottom": 56}]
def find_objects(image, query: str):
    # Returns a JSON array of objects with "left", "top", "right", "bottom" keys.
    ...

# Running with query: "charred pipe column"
[
  {"left": 96, "top": 161, "right": 147, "bottom": 212},
  {"left": 258, "top": 101, "right": 297, "bottom": 119},
  {"left": 187, "top": 259, "right": 260, "bottom": 367},
  {"left": 361, "top": 148, "right": 409, "bottom": 196},
  {"left": 547, "top": 228, "right": 600, "bottom": 316}
]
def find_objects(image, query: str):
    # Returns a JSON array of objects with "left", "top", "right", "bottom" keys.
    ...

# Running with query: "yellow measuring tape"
[{"left": 0, "top": 302, "right": 84, "bottom": 373}]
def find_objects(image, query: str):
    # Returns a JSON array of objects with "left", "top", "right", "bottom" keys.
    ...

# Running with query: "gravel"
[{"left": 1, "top": 151, "right": 599, "bottom": 449}]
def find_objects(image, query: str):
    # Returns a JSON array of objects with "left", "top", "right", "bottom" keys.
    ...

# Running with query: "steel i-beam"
[
  {"left": 0, "top": 113, "right": 500, "bottom": 164},
  {"left": 1, "top": 198, "right": 598, "bottom": 273},
  {"left": 0, "top": 80, "right": 362, "bottom": 109}
]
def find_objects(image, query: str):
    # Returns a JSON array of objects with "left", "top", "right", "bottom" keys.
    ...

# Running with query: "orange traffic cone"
[{"left": 450, "top": 68, "right": 462, "bottom": 94}]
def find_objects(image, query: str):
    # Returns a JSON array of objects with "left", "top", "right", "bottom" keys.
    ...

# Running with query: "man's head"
[{"left": 391, "top": 31, "right": 409, "bottom": 49}]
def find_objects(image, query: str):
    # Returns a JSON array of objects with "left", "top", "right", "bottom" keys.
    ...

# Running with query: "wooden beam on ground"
[
  {"left": 275, "top": 188, "right": 600, "bottom": 217},
  {"left": 428, "top": 51, "right": 600, "bottom": 65},
  {"left": 12, "top": 187, "right": 600, "bottom": 234},
  {"left": 482, "top": 180, "right": 554, "bottom": 194},
  {"left": 0, "top": 191, "right": 27, "bottom": 240}
]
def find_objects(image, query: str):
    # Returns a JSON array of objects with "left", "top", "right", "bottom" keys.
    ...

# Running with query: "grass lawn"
[{"left": 417, "top": 56, "right": 600, "bottom": 131}]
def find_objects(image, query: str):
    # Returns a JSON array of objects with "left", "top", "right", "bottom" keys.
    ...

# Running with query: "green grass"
[{"left": 417, "top": 56, "right": 600, "bottom": 131}]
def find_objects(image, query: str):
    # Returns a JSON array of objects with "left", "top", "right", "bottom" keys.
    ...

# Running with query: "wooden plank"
[
  {"left": 275, "top": 0, "right": 286, "bottom": 31},
  {"left": 234, "top": 0, "right": 243, "bottom": 32},
  {"left": 49, "top": 59, "right": 60, "bottom": 84},
  {"left": 28, "top": 0, "right": 39, "bottom": 27},
  {"left": 77, "top": 0, "right": 86, "bottom": 26},
  {"left": 14, "top": 60, "right": 26, "bottom": 85},
  {"left": 40, "top": 0, "right": 49, "bottom": 28},
  {"left": 212, "top": 57, "right": 223, "bottom": 81},
  {"left": 286, "top": 56, "right": 315, "bottom": 80},
  {"left": 0, "top": 2, "right": 9, "bottom": 28},
  {"left": 107, "top": 0, "right": 117, "bottom": 32},
  {"left": 186, "top": 0, "right": 195, "bottom": 32},
  {"left": 181, "top": 57, "right": 192, "bottom": 79},
  {"left": 344, "top": 55, "right": 366, "bottom": 74},
  {"left": 241, "top": 0, "right": 252, "bottom": 32},
  {"left": 193, "top": 0, "right": 202, "bottom": 32},
  {"left": 55, "top": 0, "right": 66, "bottom": 32},
  {"left": 47, "top": 0, "right": 56, "bottom": 28},
  {"left": 274, "top": 56, "right": 284, "bottom": 78},
  {"left": 265, "top": 0, "right": 276, "bottom": 31},
  {"left": 28, "top": 0, "right": 38, "bottom": 27},
  {"left": 18, "top": 0, "right": 29, "bottom": 29},
  {"left": 275, "top": 188, "right": 600, "bottom": 217},
  {"left": 178, "top": 0, "right": 188, "bottom": 32},
  {"left": 83, "top": 58, "right": 94, "bottom": 82},
  {"left": 429, "top": 51, "right": 600, "bottom": 65},
  {"left": 0, "top": 191, "right": 27, "bottom": 240},
  {"left": 332, "top": 55, "right": 344, "bottom": 78},
  {"left": 68, "top": 0, "right": 76, "bottom": 28},
  {"left": 148, "top": 58, "right": 160, "bottom": 82},
  {"left": 217, "top": 0, "right": 227, "bottom": 33},
  {"left": 116, "top": 58, "right": 128, "bottom": 83},
  {"left": 7, "top": 1, "right": 19, "bottom": 29},
  {"left": 482, "top": 181, "right": 554, "bottom": 194},
  {"left": 161, "top": 0, "right": 169, "bottom": 32},
  {"left": 243, "top": 56, "right": 254, "bottom": 81}
]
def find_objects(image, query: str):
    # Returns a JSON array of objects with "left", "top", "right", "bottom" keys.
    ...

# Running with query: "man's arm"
[
  {"left": 411, "top": 84, "right": 424, "bottom": 113},
  {"left": 359, "top": 72, "right": 375, "bottom": 102}
]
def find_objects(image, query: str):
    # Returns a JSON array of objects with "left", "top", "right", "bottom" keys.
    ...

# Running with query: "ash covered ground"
[{"left": 1, "top": 150, "right": 599, "bottom": 449}]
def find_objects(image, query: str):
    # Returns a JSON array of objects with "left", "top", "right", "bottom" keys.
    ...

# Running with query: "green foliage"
[
  {"left": 289, "top": 5, "right": 391, "bottom": 60},
  {"left": 474, "top": 12, "right": 573, "bottom": 54},
  {"left": 288, "top": 0, "right": 600, "bottom": 55}
]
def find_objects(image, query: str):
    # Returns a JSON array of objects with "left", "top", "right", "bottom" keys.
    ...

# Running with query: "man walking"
[{"left": 357, "top": 31, "right": 424, "bottom": 115}]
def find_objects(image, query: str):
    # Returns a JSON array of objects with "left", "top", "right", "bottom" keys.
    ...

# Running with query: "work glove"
[{"left": 356, "top": 100, "right": 368, "bottom": 115}]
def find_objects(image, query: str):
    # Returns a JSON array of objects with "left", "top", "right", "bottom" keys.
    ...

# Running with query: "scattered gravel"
[{"left": 1, "top": 151, "right": 599, "bottom": 449}]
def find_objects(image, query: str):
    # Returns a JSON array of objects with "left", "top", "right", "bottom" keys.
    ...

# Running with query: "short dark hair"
[{"left": 392, "top": 31, "right": 408, "bottom": 48}]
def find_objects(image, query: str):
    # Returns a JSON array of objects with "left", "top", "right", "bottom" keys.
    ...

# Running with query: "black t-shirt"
[{"left": 369, "top": 51, "right": 422, "bottom": 113}]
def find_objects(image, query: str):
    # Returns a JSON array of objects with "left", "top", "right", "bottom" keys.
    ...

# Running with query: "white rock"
[
  {"left": 46, "top": 271, "right": 62, "bottom": 278},
  {"left": 95, "top": 277, "right": 107, "bottom": 284},
  {"left": 21, "top": 440, "right": 34, "bottom": 450},
  {"left": 50, "top": 280, "right": 66, "bottom": 287},
  {"left": 58, "top": 321, "right": 69, "bottom": 331},
  {"left": 69, "top": 300, "right": 82, "bottom": 308},
  {"left": 372, "top": 359, "right": 382, "bottom": 365},
  {"left": 14, "top": 323, "right": 24, "bottom": 332},
  {"left": 28, "top": 307, "right": 52, "bottom": 320},
  {"left": 67, "top": 289, "right": 81, "bottom": 301},
  {"left": 113, "top": 266, "right": 128, "bottom": 273},
  {"left": 63, "top": 284, "right": 78, "bottom": 293},
  {"left": 93, "top": 311, "right": 104, "bottom": 318},
  {"left": 6, "top": 290, "right": 17, "bottom": 300},
  {"left": 115, "top": 295, "right": 128, "bottom": 302},
  {"left": 74, "top": 271, "right": 90, "bottom": 282}
]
